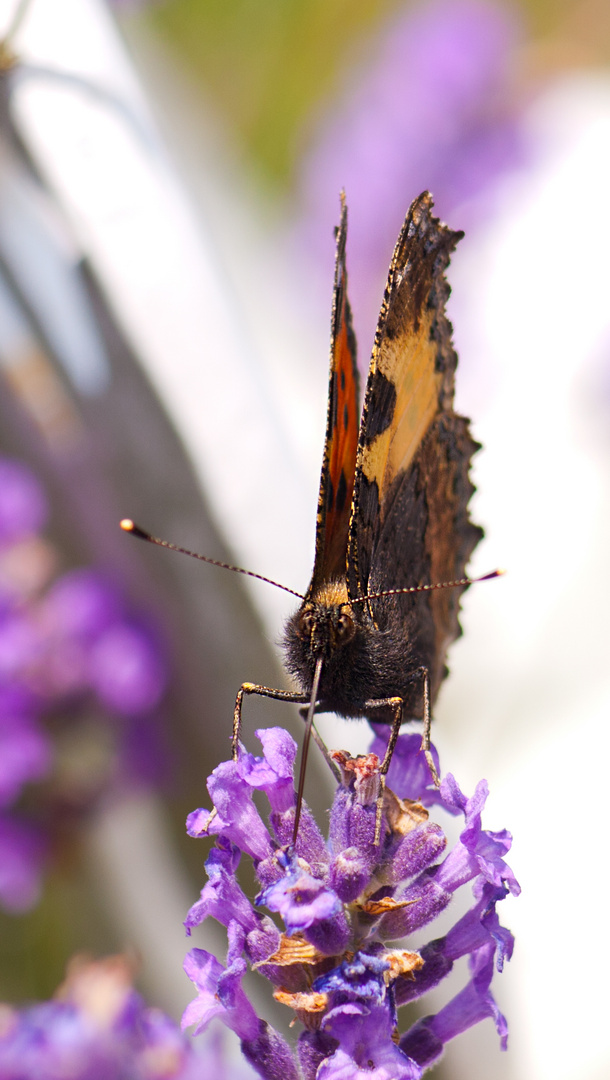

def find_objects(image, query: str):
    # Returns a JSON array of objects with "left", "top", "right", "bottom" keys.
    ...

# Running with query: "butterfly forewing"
[
  {"left": 308, "top": 195, "right": 360, "bottom": 595},
  {"left": 347, "top": 192, "right": 482, "bottom": 709}
]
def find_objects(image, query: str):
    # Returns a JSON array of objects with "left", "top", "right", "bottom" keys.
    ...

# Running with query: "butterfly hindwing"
[
  {"left": 347, "top": 192, "right": 482, "bottom": 711},
  {"left": 308, "top": 194, "right": 360, "bottom": 595}
]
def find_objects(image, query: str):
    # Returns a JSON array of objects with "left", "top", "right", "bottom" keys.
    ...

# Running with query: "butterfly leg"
[
  {"left": 364, "top": 669, "right": 438, "bottom": 842},
  {"left": 414, "top": 666, "right": 440, "bottom": 787},
  {"left": 375, "top": 667, "right": 439, "bottom": 786},
  {"left": 232, "top": 683, "right": 309, "bottom": 760},
  {"left": 362, "top": 696, "right": 403, "bottom": 844}
]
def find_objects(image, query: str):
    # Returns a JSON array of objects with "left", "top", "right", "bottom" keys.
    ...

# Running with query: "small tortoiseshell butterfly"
[{"left": 123, "top": 191, "right": 491, "bottom": 840}]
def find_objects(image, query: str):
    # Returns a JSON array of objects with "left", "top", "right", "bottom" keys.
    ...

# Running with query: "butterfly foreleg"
[
  {"left": 412, "top": 666, "right": 440, "bottom": 788},
  {"left": 364, "top": 667, "right": 439, "bottom": 842},
  {"left": 232, "top": 683, "right": 309, "bottom": 760},
  {"left": 368, "top": 667, "right": 440, "bottom": 789},
  {"left": 371, "top": 667, "right": 439, "bottom": 787},
  {"left": 362, "top": 696, "right": 403, "bottom": 844}
]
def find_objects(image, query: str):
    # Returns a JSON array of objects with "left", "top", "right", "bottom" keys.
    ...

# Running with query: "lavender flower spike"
[{"left": 183, "top": 726, "right": 518, "bottom": 1080}]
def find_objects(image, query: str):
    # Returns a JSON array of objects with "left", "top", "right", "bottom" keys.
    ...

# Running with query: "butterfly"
[
  {"left": 231, "top": 191, "right": 485, "bottom": 831},
  {"left": 122, "top": 191, "right": 488, "bottom": 841}
]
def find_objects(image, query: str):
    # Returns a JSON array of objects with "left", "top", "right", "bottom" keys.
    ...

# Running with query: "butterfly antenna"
[
  {"left": 354, "top": 568, "right": 505, "bottom": 605},
  {"left": 292, "top": 655, "right": 323, "bottom": 847},
  {"left": 120, "top": 520, "right": 305, "bottom": 600}
]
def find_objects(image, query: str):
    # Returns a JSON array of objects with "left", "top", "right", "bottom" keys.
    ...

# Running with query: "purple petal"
[
  {"left": 182, "top": 948, "right": 260, "bottom": 1041},
  {"left": 398, "top": 1018, "right": 443, "bottom": 1072},
  {"left": 185, "top": 842, "right": 258, "bottom": 936},
  {"left": 440, "top": 772, "right": 487, "bottom": 822},
  {"left": 434, "top": 838, "right": 480, "bottom": 892},
  {"left": 402, "top": 975, "right": 507, "bottom": 1063},
  {"left": 437, "top": 775, "right": 520, "bottom": 895},
  {"left": 257, "top": 858, "right": 341, "bottom": 933},
  {"left": 368, "top": 732, "right": 446, "bottom": 809},
  {"left": 444, "top": 880, "right": 514, "bottom": 967},
  {"left": 479, "top": 886, "right": 515, "bottom": 971},
  {"left": 186, "top": 807, "right": 215, "bottom": 838},
  {"left": 401, "top": 929, "right": 509, "bottom": 1063},
  {"left": 475, "top": 829, "right": 520, "bottom": 895},
  {"left": 237, "top": 728, "right": 297, "bottom": 815},
  {"left": 254, "top": 727, "right": 297, "bottom": 776},
  {"left": 320, "top": 1004, "right": 422, "bottom": 1080},
  {"left": 206, "top": 760, "right": 273, "bottom": 861}
]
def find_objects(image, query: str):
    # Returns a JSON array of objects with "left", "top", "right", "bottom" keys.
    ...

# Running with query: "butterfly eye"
[
  {"left": 298, "top": 609, "right": 316, "bottom": 638},
  {"left": 335, "top": 610, "right": 355, "bottom": 643}
]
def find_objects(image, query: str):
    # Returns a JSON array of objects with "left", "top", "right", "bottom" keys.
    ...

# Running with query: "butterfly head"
[
  {"left": 283, "top": 578, "right": 359, "bottom": 688},
  {"left": 294, "top": 581, "right": 356, "bottom": 656}
]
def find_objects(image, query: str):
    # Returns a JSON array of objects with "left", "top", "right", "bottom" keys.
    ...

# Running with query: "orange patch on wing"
[
  {"left": 309, "top": 195, "right": 360, "bottom": 591},
  {"left": 326, "top": 291, "right": 359, "bottom": 521},
  {"left": 361, "top": 308, "right": 441, "bottom": 497}
]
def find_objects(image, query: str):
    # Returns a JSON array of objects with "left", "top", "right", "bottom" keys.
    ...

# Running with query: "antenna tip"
[{"left": 120, "top": 519, "right": 150, "bottom": 541}]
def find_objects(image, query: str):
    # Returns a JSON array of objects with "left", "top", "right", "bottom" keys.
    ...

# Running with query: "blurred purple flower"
[
  {"left": 183, "top": 726, "right": 518, "bottom": 1078},
  {"left": 0, "top": 702, "right": 52, "bottom": 807},
  {"left": 0, "top": 459, "right": 48, "bottom": 545},
  {"left": 89, "top": 621, "right": 167, "bottom": 716},
  {"left": 298, "top": 0, "right": 526, "bottom": 353},
  {"left": 0, "top": 954, "right": 217, "bottom": 1079},
  {"left": 0, "top": 456, "right": 169, "bottom": 913},
  {"left": 43, "top": 569, "right": 124, "bottom": 640},
  {"left": 0, "top": 815, "right": 46, "bottom": 912}
]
